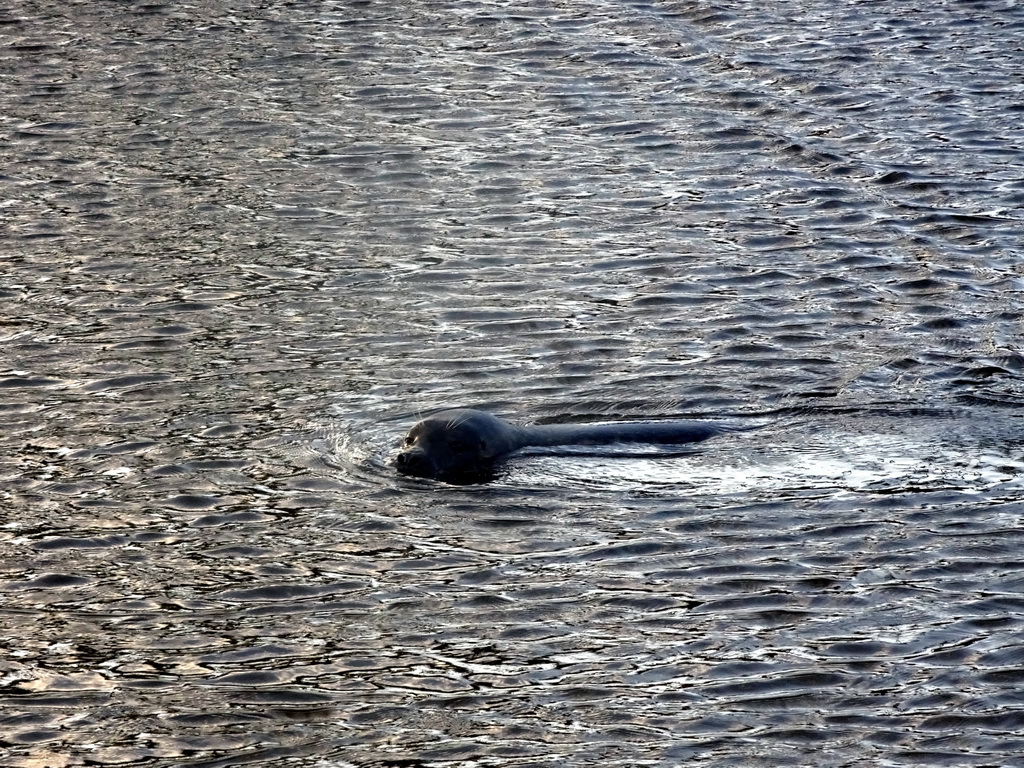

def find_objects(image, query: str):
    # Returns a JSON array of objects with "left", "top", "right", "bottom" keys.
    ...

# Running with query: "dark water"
[{"left": 3, "top": 0, "right": 1024, "bottom": 765}]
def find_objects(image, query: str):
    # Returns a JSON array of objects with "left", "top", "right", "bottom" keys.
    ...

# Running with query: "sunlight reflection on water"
[
  {"left": 505, "top": 418, "right": 1024, "bottom": 498},
  {"left": 3, "top": 0, "right": 1024, "bottom": 765}
]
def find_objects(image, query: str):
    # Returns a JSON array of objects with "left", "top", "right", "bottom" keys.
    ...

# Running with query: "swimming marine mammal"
[{"left": 395, "top": 408, "right": 727, "bottom": 481}]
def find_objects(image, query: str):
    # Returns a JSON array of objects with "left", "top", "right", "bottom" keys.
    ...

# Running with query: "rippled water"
[{"left": 3, "top": 0, "right": 1024, "bottom": 765}]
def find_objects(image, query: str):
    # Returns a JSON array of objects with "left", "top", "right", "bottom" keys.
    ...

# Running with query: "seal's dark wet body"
[{"left": 396, "top": 408, "right": 726, "bottom": 482}]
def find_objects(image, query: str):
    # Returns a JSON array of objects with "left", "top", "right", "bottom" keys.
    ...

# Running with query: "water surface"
[{"left": 3, "top": 1, "right": 1024, "bottom": 766}]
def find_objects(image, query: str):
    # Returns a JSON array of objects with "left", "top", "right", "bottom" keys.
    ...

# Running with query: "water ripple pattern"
[{"left": 2, "top": 1, "right": 1024, "bottom": 766}]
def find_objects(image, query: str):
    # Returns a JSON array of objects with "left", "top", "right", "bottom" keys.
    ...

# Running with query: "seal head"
[{"left": 395, "top": 409, "right": 525, "bottom": 481}]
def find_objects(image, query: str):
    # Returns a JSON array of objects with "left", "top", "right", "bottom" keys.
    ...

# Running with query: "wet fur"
[{"left": 396, "top": 408, "right": 726, "bottom": 481}]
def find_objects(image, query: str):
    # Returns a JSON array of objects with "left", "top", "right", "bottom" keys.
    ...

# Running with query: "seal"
[{"left": 395, "top": 408, "right": 727, "bottom": 481}]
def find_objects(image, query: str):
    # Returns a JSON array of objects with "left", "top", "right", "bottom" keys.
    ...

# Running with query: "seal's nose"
[{"left": 396, "top": 449, "right": 431, "bottom": 477}]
